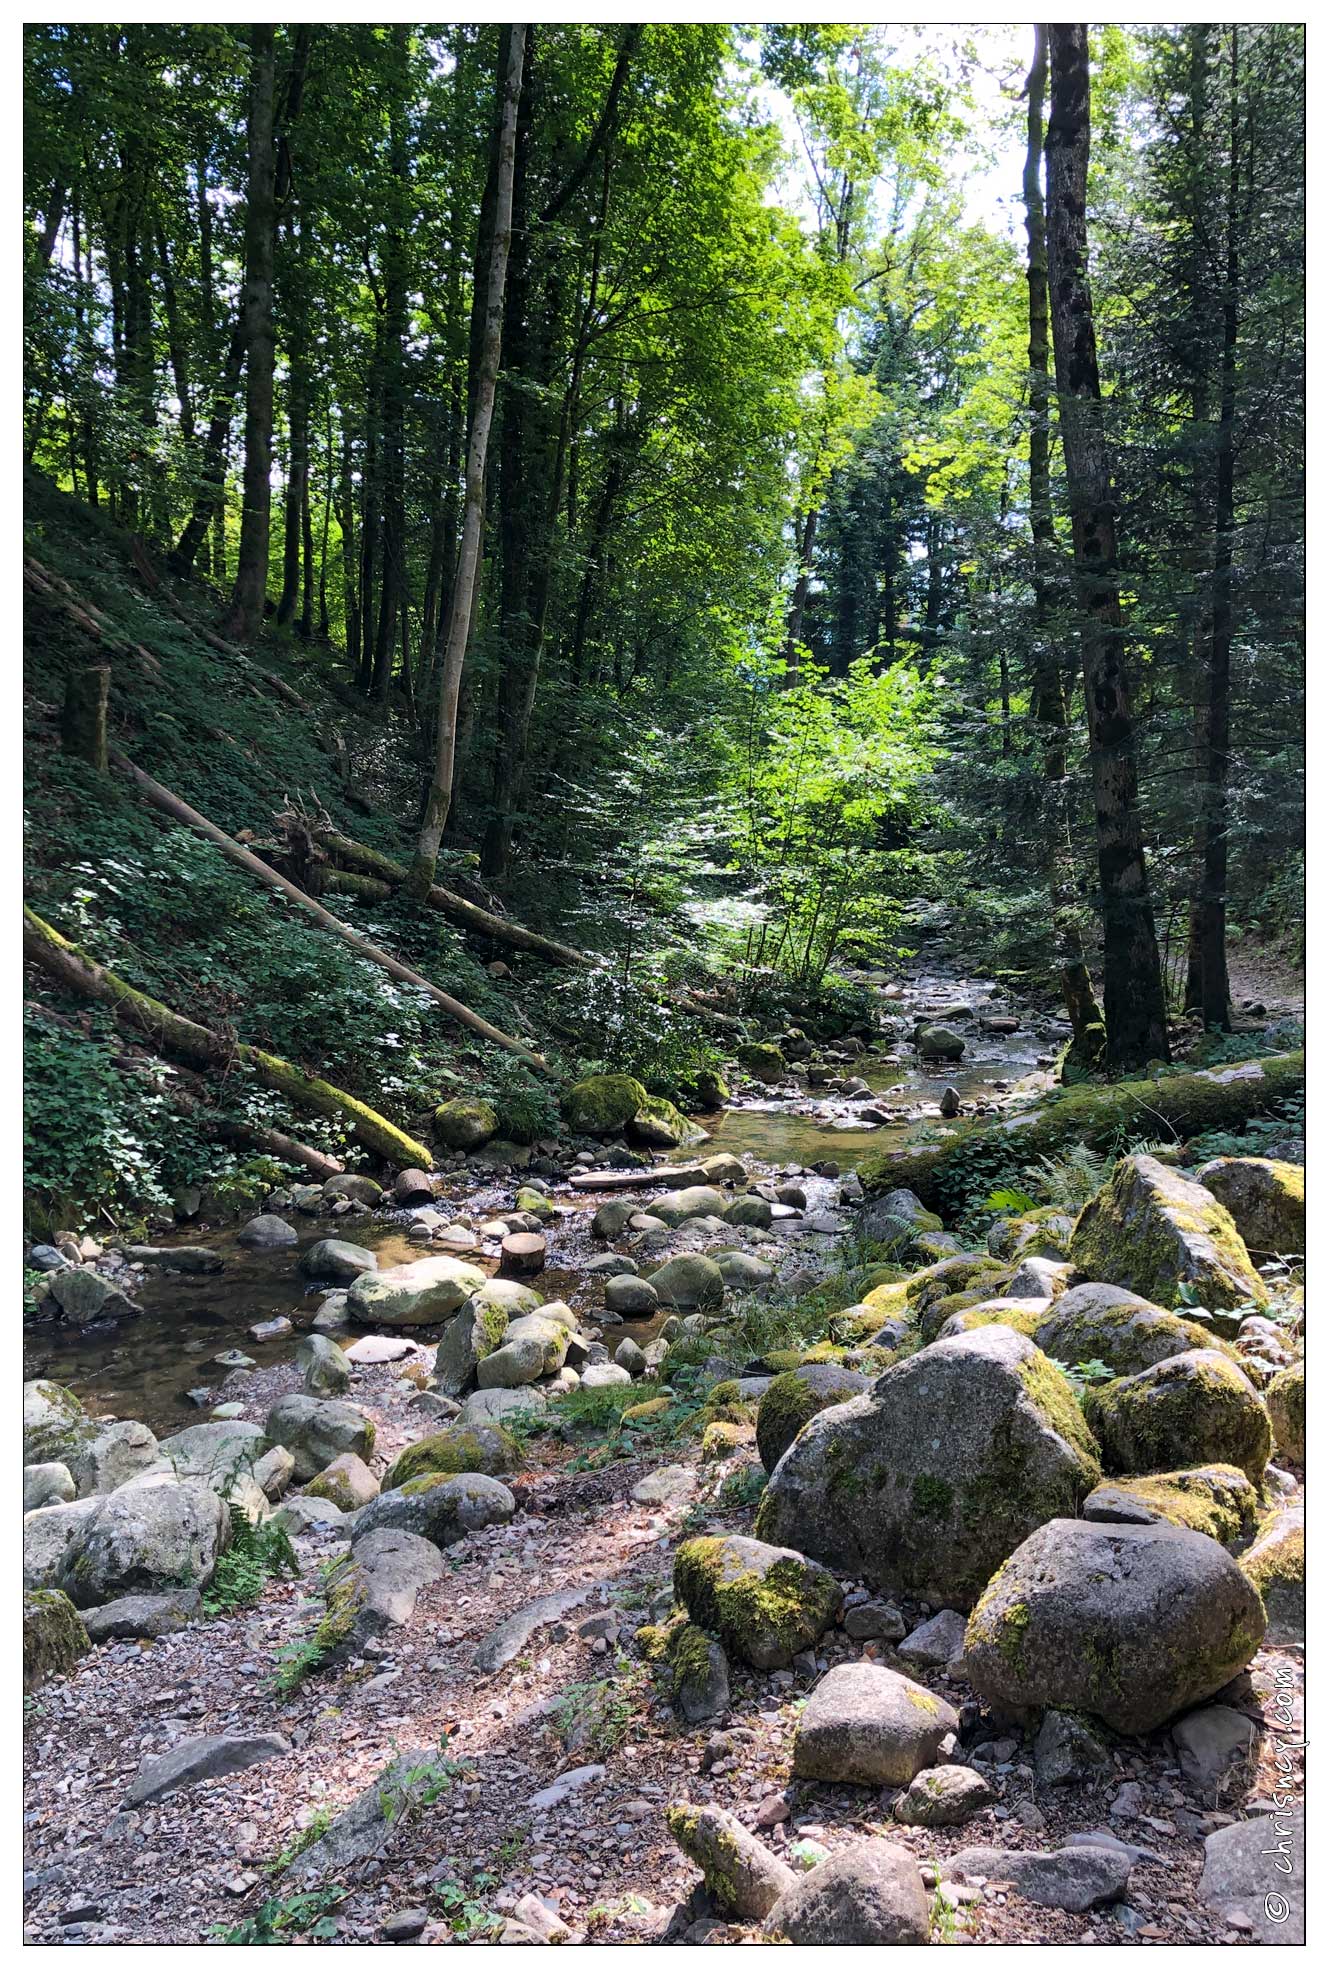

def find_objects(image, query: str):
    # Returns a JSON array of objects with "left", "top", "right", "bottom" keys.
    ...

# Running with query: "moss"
[
  {"left": 1242, "top": 1522, "right": 1304, "bottom": 1595},
  {"left": 313, "top": 1559, "right": 366, "bottom": 1655},
  {"left": 23, "top": 1589, "right": 89, "bottom": 1692},
  {"left": 1092, "top": 1466, "right": 1261, "bottom": 1546},
  {"left": 702, "top": 1381, "right": 753, "bottom": 1426},
  {"left": 668, "top": 1619, "right": 719, "bottom": 1702},
  {"left": 635, "top": 1611, "right": 686, "bottom": 1661},
  {"left": 477, "top": 1302, "right": 509, "bottom": 1352},
  {"left": 1070, "top": 1157, "right": 1268, "bottom": 1311},
  {"left": 701, "top": 1420, "right": 748, "bottom": 1461},
  {"left": 1265, "top": 1362, "right": 1304, "bottom": 1464},
  {"left": 381, "top": 1424, "right": 518, "bottom": 1490},
  {"left": 673, "top": 1536, "right": 840, "bottom": 1668},
  {"left": 755, "top": 1370, "right": 860, "bottom": 1475},
  {"left": 942, "top": 1302, "right": 1043, "bottom": 1341},
  {"left": 1034, "top": 1297, "right": 1234, "bottom": 1377},
  {"left": 1015, "top": 1351, "right": 1101, "bottom": 1471},
  {"left": 735, "top": 1042, "right": 786, "bottom": 1082},
  {"left": 561, "top": 1073, "right": 649, "bottom": 1135},
  {"left": 622, "top": 1397, "right": 672, "bottom": 1424},
  {"left": 911, "top": 1472, "right": 954, "bottom": 1518},
  {"left": 433, "top": 1096, "right": 498, "bottom": 1150},
  {"left": 763, "top": 1349, "right": 804, "bottom": 1375}
]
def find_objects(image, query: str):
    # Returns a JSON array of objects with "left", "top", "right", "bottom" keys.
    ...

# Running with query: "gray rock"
[
  {"left": 843, "top": 1598, "right": 906, "bottom": 1643},
  {"left": 46, "top": 1269, "right": 137, "bottom": 1323},
  {"left": 264, "top": 1396, "right": 373, "bottom": 1482},
  {"left": 1033, "top": 1709, "right": 1114, "bottom": 1787},
  {"left": 323, "top": 1173, "right": 383, "bottom": 1207},
  {"left": 756, "top": 1326, "right": 1100, "bottom": 1606},
  {"left": 296, "top": 1333, "right": 351, "bottom": 1397},
  {"left": 528, "top": 1764, "right": 605, "bottom": 1813},
  {"left": 237, "top": 1214, "right": 298, "bottom": 1249},
  {"left": 273, "top": 1495, "right": 348, "bottom": 1539},
  {"left": 1199, "top": 1815, "right": 1304, "bottom": 1943},
  {"left": 126, "top": 1732, "right": 288, "bottom": 1805},
  {"left": 580, "top": 1362, "right": 632, "bottom": 1388},
  {"left": 1172, "top": 1705, "right": 1259, "bottom": 1795},
  {"left": 81, "top": 1589, "right": 202, "bottom": 1641},
  {"left": 793, "top": 1662, "right": 959, "bottom": 1786},
  {"left": 605, "top": 1274, "right": 659, "bottom": 1316},
  {"left": 1083, "top": 1349, "right": 1272, "bottom": 1483},
  {"left": 57, "top": 1481, "right": 229, "bottom": 1606},
  {"left": 252, "top": 1445, "right": 296, "bottom": 1501},
  {"left": 24, "top": 1462, "right": 75, "bottom": 1511},
  {"left": 714, "top": 1252, "right": 776, "bottom": 1290},
  {"left": 340, "top": 1528, "right": 446, "bottom": 1638},
  {"left": 943, "top": 1842, "right": 1132, "bottom": 1912},
  {"left": 665, "top": 1802, "right": 795, "bottom": 1919},
  {"left": 631, "top": 1465, "right": 696, "bottom": 1505},
  {"left": 297, "top": 1239, "right": 378, "bottom": 1283},
  {"left": 650, "top": 1185, "right": 728, "bottom": 1227},
  {"left": 460, "top": 1386, "right": 544, "bottom": 1426},
  {"left": 159, "top": 1420, "right": 268, "bottom": 1486},
  {"left": 648, "top": 1254, "right": 725, "bottom": 1311},
  {"left": 347, "top": 1254, "right": 485, "bottom": 1328},
  {"left": 286, "top": 1755, "right": 453, "bottom": 1880},
  {"left": 614, "top": 1338, "right": 647, "bottom": 1376},
  {"left": 23, "top": 1381, "right": 98, "bottom": 1468},
  {"left": 895, "top": 1764, "right": 995, "bottom": 1826},
  {"left": 765, "top": 1839, "right": 929, "bottom": 1943},
  {"left": 472, "top": 1586, "right": 595, "bottom": 1675},
  {"left": 24, "top": 1498, "right": 103, "bottom": 1589},
  {"left": 899, "top": 1608, "right": 968, "bottom": 1667},
  {"left": 476, "top": 1334, "right": 546, "bottom": 1389},
  {"left": 964, "top": 1518, "right": 1267, "bottom": 1734},
  {"left": 352, "top": 1472, "right": 515, "bottom": 1549},
  {"left": 434, "top": 1301, "right": 506, "bottom": 1397},
  {"left": 675, "top": 1535, "right": 841, "bottom": 1670},
  {"left": 672, "top": 1628, "right": 730, "bottom": 1725}
]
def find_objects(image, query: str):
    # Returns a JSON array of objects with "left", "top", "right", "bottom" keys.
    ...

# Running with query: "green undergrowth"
[{"left": 203, "top": 1506, "right": 301, "bottom": 1616}]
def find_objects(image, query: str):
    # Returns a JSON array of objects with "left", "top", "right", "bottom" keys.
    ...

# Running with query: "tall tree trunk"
[
  {"left": 1022, "top": 23, "right": 1104, "bottom": 1063},
  {"left": 1191, "top": 26, "right": 1241, "bottom": 1031},
  {"left": 371, "top": 27, "right": 412, "bottom": 702},
  {"left": 1045, "top": 23, "right": 1170, "bottom": 1070},
  {"left": 276, "top": 222, "right": 310, "bottom": 627},
  {"left": 221, "top": 25, "right": 278, "bottom": 644},
  {"left": 409, "top": 23, "right": 526, "bottom": 897}
]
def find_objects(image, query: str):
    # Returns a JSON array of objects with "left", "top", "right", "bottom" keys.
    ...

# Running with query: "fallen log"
[
  {"left": 23, "top": 907, "right": 433, "bottom": 1170},
  {"left": 108, "top": 753, "right": 549, "bottom": 1070},
  {"left": 858, "top": 1051, "right": 1305, "bottom": 1213},
  {"left": 312, "top": 822, "right": 590, "bottom": 970},
  {"left": 567, "top": 1164, "right": 711, "bottom": 1194}
]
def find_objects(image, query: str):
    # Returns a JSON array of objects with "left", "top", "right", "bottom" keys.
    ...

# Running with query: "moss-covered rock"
[
  {"left": 1265, "top": 1361, "right": 1304, "bottom": 1465},
  {"left": 755, "top": 1364, "right": 869, "bottom": 1474},
  {"left": 1083, "top": 1348, "right": 1272, "bottom": 1484},
  {"left": 674, "top": 1533, "right": 841, "bottom": 1669},
  {"left": 23, "top": 1588, "right": 89, "bottom": 1692},
  {"left": 861, "top": 1188, "right": 944, "bottom": 1251},
  {"left": 1195, "top": 1156, "right": 1305, "bottom": 1256},
  {"left": 701, "top": 1420, "right": 750, "bottom": 1462},
  {"left": 667, "top": 1617, "right": 730, "bottom": 1724},
  {"left": 756, "top": 1326, "right": 1100, "bottom": 1608},
  {"left": 626, "top": 1095, "right": 709, "bottom": 1149},
  {"left": 381, "top": 1423, "right": 519, "bottom": 1491},
  {"left": 1239, "top": 1504, "right": 1303, "bottom": 1644},
  {"left": 735, "top": 1042, "right": 787, "bottom": 1083},
  {"left": 304, "top": 1452, "right": 379, "bottom": 1512},
  {"left": 433, "top": 1097, "right": 499, "bottom": 1151},
  {"left": 561, "top": 1074, "right": 649, "bottom": 1137},
  {"left": 648, "top": 1252, "right": 725, "bottom": 1310},
  {"left": 692, "top": 1068, "right": 730, "bottom": 1111},
  {"left": 665, "top": 1803, "right": 796, "bottom": 1920},
  {"left": 1082, "top": 1464, "right": 1262, "bottom": 1548},
  {"left": 23, "top": 1379, "right": 97, "bottom": 1469},
  {"left": 1069, "top": 1155, "right": 1267, "bottom": 1311},
  {"left": 917, "top": 1025, "right": 965, "bottom": 1061},
  {"left": 347, "top": 1253, "right": 486, "bottom": 1329},
  {"left": 352, "top": 1471, "right": 515, "bottom": 1548},
  {"left": 1032, "top": 1281, "right": 1224, "bottom": 1378},
  {"left": 433, "top": 1297, "right": 511, "bottom": 1397},
  {"left": 988, "top": 1208, "right": 1076, "bottom": 1262},
  {"left": 933, "top": 1298, "right": 1046, "bottom": 1343},
  {"left": 964, "top": 1517, "right": 1267, "bottom": 1734}
]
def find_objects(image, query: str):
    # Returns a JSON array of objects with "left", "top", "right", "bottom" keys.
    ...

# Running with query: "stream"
[{"left": 25, "top": 953, "right": 1069, "bottom": 1436}]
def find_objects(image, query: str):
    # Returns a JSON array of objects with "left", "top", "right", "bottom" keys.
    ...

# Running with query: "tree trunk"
[
  {"left": 61, "top": 665, "right": 110, "bottom": 772},
  {"left": 409, "top": 24, "right": 526, "bottom": 894},
  {"left": 1045, "top": 23, "right": 1170, "bottom": 1070},
  {"left": 221, "top": 25, "right": 278, "bottom": 643}
]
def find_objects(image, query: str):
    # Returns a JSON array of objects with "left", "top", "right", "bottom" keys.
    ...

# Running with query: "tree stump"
[{"left": 61, "top": 664, "right": 110, "bottom": 771}]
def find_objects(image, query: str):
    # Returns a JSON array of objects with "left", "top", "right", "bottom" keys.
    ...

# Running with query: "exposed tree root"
[{"left": 23, "top": 907, "right": 433, "bottom": 1170}]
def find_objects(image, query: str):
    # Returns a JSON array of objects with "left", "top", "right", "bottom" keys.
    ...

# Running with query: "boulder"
[
  {"left": 964, "top": 1517, "right": 1267, "bottom": 1734},
  {"left": 381, "top": 1424, "right": 518, "bottom": 1489},
  {"left": 1266, "top": 1361, "right": 1304, "bottom": 1464},
  {"left": 894, "top": 1764, "right": 996, "bottom": 1827},
  {"left": 650, "top": 1185, "right": 727, "bottom": 1228},
  {"left": 339, "top": 1527, "right": 446, "bottom": 1638},
  {"left": 755, "top": 1364, "right": 868, "bottom": 1475},
  {"left": 1172, "top": 1705, "right": 1259, "bottom": 1794},
  {"left": 1032, "top": 1710, "right": 1114, "bottom": 1787},
  {"left": 648, "top": 1254, "right": 725, "bottom": 1311},
  {"left": 917, "top": 1025, "right": 965, "bottom": 1062},
  {"left": 322, "top": 1173, "right": 383, "bottom": 1206},
  {"left": 264, "top": 1395, "right": 374, "bottom": 1482},
  {"left": 23, "top": 1589, "right": 89, "bottom": 1692},
  {"left": 722, "top": 1194, "right": 772, "bottom": 1230},
  {"left": 627, "top": 1095, "right": 708, "bottom": 1150},
  {"left": 942, "top": 1843, "right": 1131, "bottom": 1913},
  {"left": 792, "top": 1661, "right": 959, "bottom": 1785},
  {"left": 581, "top": 1362, "right": 631, "bottom": 1388},
  {"left": 297, "top": 1239, "right": 378, "bottom": 1283},
  {"left": 460, "top": 1386, "right": 544, "bottom": 1427},
  {"left": 1199, "top": 1815, "right": 1304, "bottom": 1943},
  {"left": 665, "top": 1802, "right": 795, "bottom": 1919},
  {"left": 735, "top": 1042, "right": 787, "bottom": 1084},
  {"left": 674, "top": 1535, "right": 841, "bottom": 1670},
  {"left": 237, "top": 1214, "right": 298, "bottom": 1249},
  {"left": 80, "top": 1588, "right": 202, "bottom": 1641},
  {"left": 1032, "top": 1282, "right": 1218, "bottom": 1377},
  {"left": 57, "top": 1480, "right": 230, "bottom": 1606},
  {"left": 434, "top": 1298, "right": 509, "bottom": 1396},
  {"left": 159, "top": 1419, "right": 268, "bottom": 1486},
  {"left": 126, "top": 1733, "right": 288, "bottom": 1806},
  {"left": 665, "top": 1620, "right": 731, "bottom": 1725},
  {"left": 756, "top": 1327, "right": 1101, "bottom": 1607},
  {"left": 23, "top": 1462, "right": 75, "bottom": 1511},
  {"left": 24, "top": 1497, "right": 109, "bottom": 1588},
  {"left": 1083, "top": 1349, "right": 1272, "bottom": 1483},
  {"left": 714, "top": 1251, "right": 776, "bottom": 1291},
  {"left": 296, "top": 1333, "right": 351, "bottom": 1396},
  {"left": 304, "top": 1452, "right": 380, "bottom": 1512},
  {"left": 352, "top": 1472, "right": 515, "bottom": 1548},
  {"left": 899, "top": 1607, "right": 968, "bottom": 1668},
  {"left": 433, "top": 1097, "right": 499, "bottom": 1150},
  {"left": 861, "top": 1188, "right": 944, "bottom": 1248},
  {"left": 1069, "top": 1154, "right": 1267, "bottom": 1310},
  {"left": 605, "top": 1274, "right": 658, "bottom": 1317},
  {"left": 476, "top": 1333, "right": 546, "bottom": 1389},
  {"left": 23, "top": 1380, "right": 97, "bottom": 1468},
  {"left": 1081, "top": 1465, "right": 1262, "bottom": 1548},
  {"left": 1239, "top": 1503, "right": 1303, "bottom": 1644},
  {"left": 561, "top": 1074, "right": 649, "bottom": 1137},
  {"left": 45, "top": 1267, "right": 137, "bottom": 1322},
  {"left": 347, "top": 1254, "right": 485, "bottom": 1328},
  {"left": 67, "top": 1419, "right": 161, "bottom": 1497},
  {"left": 1194, "top": 1156, "right": 1304, "bottom": 1256},
  {"left": 765, "top": 1840, "right": 930, "bottom": 1944}
]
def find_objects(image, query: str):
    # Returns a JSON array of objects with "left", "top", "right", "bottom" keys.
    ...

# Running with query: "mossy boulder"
[
  {"left": 57, "top": 1479, "right": 230, "bottom": 1607},
  {"left": 701, "top": 1420, "right": 750, "bottom": 1461},
  {"left": 649, "top": 1185, "right": 727, "bottom": 1228},
  {"left": 433, "top": 1097, "right": 499, "bottom": 1150},
  {"left": 692, "top": 1067, "right": 730, "bottom": 1110},
  {"left": 561, "top": 1074, "right": 648, "bottom": 1137},
  {"left": 1265, "top": 1361, "right": 1304, "bottom": 1465},
  {"left": 756, "top": 1364, "right": 870, "bottom": 1474},
  {"left": 674, "top": 1533, "right": 842, "bottom": 1669},
  {"left": 648, "top": 1253, "right": 725, "bottom": 1310},
  {"left": 24, "top": 1589, "right": 89, "bottom": 1692},
  {"left": 861, "top": 1188, "right": 944, "bottom": 1252},
  {"left": 1032, "top": 1282, "right": 1223, "bottom": 1378},
  {"left": 666, "top": 1617, "right": 730, "bottom": 1724},
  {"left": 917, "top": 1025, "right": 965, "bottom": 1061},
  {"left": 304, "top": 1452, "right": 379, "bottom": 1512},
  {"left": 904, "top": 1256, "right": 1012, "bottom": 1342},
  {"left": 381, "top": 1424, "right": 519, "bottom": 1490},
  {"left": 665, "top": 1803, "right": 796, "bottom": 1920},
  {"left": 735, "top": 1042, "right": 787, "bottom": 1083},
  {"left": 964, "top": 1517, "right": 1267, "bottom": 1735},
  {"left": 934, "top": 1298, "right": 1046, "bottom": 1344},
  {"left": 1083, "top": 1348, "right": 1272, "bottom": 1484},
  {"left": 347, "top": 1253, "right": 486, "bottom": 1328},
  {"left": 1082, "top": 1464, "right": 1262, "bottom": 1548},
  {"left": 433, "top": 1297, "right": 511, "bottom": 1397},
  {"left": 988, "top": 1208, "right": 1076, "bottom": 1262},
  {"left": 1239, "top": 1503, "right": 1303, "bottom": 1644},
  {"left": 1195, "top": 1156, "right": 1304, "bottom": 1256},
  {"left": 1069, "top": 1154, "right": 1267, "bottom": 1311},
  {"left": 23, "top": 1380, "right": 98, "bottom": 1469},
  {"left": 627, "top": 1095, "right": 708, "bottom": 1149},
  {"left": 352, "top": 1471, "right": 515, "bottom": 1548},
  {"left": 755, "top": 1326, "right": 1100, "bottom": 1609}
]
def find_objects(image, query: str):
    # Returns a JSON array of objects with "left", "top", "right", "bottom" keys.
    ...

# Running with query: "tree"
[
  {"left": 1045, "top": 23, "right": 1170, "bottom": 1069},
  {"left": 221, "top": 25, "right": 278, "bottom": 644}
]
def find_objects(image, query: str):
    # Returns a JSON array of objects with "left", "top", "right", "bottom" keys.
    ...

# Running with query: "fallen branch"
[
  {"left": 859, "top": 1052, "right": 1306, "bottom": 1210},
  {"left": 310, "top": 819, "right": 590, "bottom": 970},
  {"left": 23, "top": 907, "right": 432, "bottom": 1169},
  {"left": 109, "top": 752, "right": 550, "bottom": 1069}
]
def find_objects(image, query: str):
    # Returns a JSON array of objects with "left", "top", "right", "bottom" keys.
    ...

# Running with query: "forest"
[{"left": 22, "top": 19, "right": 1304, "bottom": 1950}]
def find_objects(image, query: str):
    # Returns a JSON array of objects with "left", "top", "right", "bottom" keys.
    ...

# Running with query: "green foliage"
[
  {"left": 554, "top": 1655, "right": 647, "bottom": 1757},
  {"left": 207, "top": 1887, "right": 345, "bottom": 1945},
  {"left": 203, "top": 1508, "right": 300, "bottom": 1616},
  {"left": 431, "top": 1870, "right": 501, "bottom": 1941}
]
